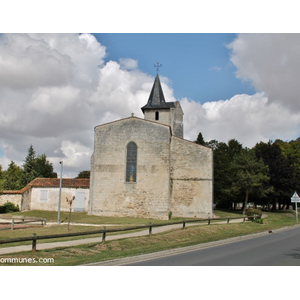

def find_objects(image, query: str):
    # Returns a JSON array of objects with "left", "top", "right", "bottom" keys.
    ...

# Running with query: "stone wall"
[
  {"left": 89, "top": 117, "right": 172, "bottom": 220},
  {"left": 170, "top": 136, "right": 213, "bottom": 218},
  {"left": 0, "top": 192, "right": 22, "bottom": 208}
]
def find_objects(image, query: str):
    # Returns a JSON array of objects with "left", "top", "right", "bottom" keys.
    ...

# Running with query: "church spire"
[
  {"left": 147, "top": 73, "right": 166, "bottom": 106},
  {"left": 141, "top": 73, "right": 175, "bottom": 113}
]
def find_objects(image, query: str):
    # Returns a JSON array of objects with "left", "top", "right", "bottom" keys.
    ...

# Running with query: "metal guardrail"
[{"left": 0, "top": 216, "right": 252, "bottom": 252}]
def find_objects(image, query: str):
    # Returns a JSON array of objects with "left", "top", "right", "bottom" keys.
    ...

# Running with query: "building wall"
[
  {"left": 90, "top": 117, "right": 172, "bottom": 220},
  {"left": 0, "top": 193, "right": 22, "bottom": 208},
  {"left": 21, "top": 189, "right": 32, "bottom": 210},
  {"left": 28, "top": 187, "right": 89, "bottom": 212},
  {"left": 170, "top": 136, "right": 213, "bottom": 218}
]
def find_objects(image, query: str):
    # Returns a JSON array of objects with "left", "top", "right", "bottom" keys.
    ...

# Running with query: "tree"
[
  {"left": 255, "top": 141, "right": 299, "bottom": 210},
  {"left": 206, "top": 139, "right": 219, "bottom": 151},
  {"left": 21, "top": 145, "right": 57, "bottom": 186},
  {"left": 76, "top": 170, "right": 90, "bottom": 178},
  {"left": 22, "top": 145, "right": 37, "bottom": 186},
  {"left": 1, "top": 161, "right": 23, "bottom": 190},
  {"left": 195, "top": 132, "right": 206, "bottom": 146},
  {"left": 34, "top": 154, "right": 57, "bottom": 178},
  {"left": 213, "top": 139, "right": 244, "bottom": 209},
  {"left": 230, "top": 149, "right": 271, "bottom": 215}
]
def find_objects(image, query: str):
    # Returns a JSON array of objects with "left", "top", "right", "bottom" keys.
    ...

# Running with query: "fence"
[
  {"left": 0, "top": 216, "right": 251, "bottom": 252},
  {"left": 0, "top": 217, "right": 46, "bottom": 230}
]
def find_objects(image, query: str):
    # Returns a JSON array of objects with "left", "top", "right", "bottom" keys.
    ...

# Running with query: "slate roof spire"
[{"left": 141, "top": 73, "right": 175, "bottom": 113}]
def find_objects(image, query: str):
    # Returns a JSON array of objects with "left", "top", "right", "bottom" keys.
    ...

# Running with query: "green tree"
[
  {"left": 76, "top": 170, "right": 90, "bottom": 178},
  {"left": 205, "top": 139, "right": 219, "bottom": 151},
  {"left": 21, "top": 145, "right": 57, "bottom": 187},
  {"left": 34, "top": 154, "right": 57, "bottom": 178},
  {"left": 1, "top": 161, "right": 23, "bottom": 190},
  {"left": 255, "top": 141, "right": 299, "bottom": 210},
  {"left": 230, "top": 149, "right": 271, "bottom": 215},
  {"left": 22, "top": 144, "right": 37, "bottom": 186},
  {"left": 195, "top": 132, "right": 206, "bottom": 146},
  {"left": 213, "top": 139, "right": 243, "bottom": 209}
]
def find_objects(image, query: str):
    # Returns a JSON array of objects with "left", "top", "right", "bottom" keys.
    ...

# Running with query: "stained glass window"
[{"left": 126, "top": 141, "right": 137, "bottom": 182}]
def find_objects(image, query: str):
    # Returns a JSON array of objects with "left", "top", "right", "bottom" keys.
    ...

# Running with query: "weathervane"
[{"left": 154, "top": 62, "right": 162, "bottom": 73}]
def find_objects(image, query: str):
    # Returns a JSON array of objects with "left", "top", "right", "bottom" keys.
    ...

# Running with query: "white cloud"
[
  {"left": 119, "top": 58, "right": 138, "bottom": 70},
  {"left": 182, "top": 93, "right": 300, "bottom": 147},
  {"left": 228, "top": 33, "right": 300, "bottom": 111}
]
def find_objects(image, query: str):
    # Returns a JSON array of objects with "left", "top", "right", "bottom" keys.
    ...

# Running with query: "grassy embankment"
[{"left": 0, "top": 209, "right": 298, "bottom": 266}]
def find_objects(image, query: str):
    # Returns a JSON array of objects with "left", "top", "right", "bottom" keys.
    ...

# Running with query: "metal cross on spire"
[{"left": 154, "top": 62, "right": 162, "bottom": 73}]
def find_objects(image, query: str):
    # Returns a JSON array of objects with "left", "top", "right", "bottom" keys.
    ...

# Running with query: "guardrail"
[
  {"left": 0, "top": 217, "right": 46, "bottom": 230},
  {"left": 0, "top": 216, "right": 252, "bottom": 252}
]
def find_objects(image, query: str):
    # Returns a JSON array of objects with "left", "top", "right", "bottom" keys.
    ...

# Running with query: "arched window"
[
  {"left": 155, "top": 111, "right": 159, "bottom": 120},
  {"left": 126, "top": 142, "right": 137, "bottom": 182}
]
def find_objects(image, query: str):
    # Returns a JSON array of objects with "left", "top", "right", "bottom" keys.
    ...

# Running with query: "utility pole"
[{"left": 57, "top": 161, "right": 63, "bottom": 224}]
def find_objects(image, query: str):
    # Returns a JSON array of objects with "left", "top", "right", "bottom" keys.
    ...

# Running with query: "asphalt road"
[{"left": 125, "top": 226, "right": 300, "bottom": 266}]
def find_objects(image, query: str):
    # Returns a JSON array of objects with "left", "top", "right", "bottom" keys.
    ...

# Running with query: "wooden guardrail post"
[
  {"left": 102, "top": 226, "right": 106, "bottom": 243},
  {"left": 149, "top": 223, "right": 152, "bottom": 236},
  {"left": 183, "top": 219, "right": 186, "bottom": 229},
  {"left": 32, "top": 233, "right": 37, "bottom": 252},
  {"left": 11, "top": 219, "right": 14, "bottom": 230}
]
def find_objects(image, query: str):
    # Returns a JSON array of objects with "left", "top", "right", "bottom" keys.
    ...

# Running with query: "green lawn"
[
  {"left": 4, "top": 210, "right": 187, "bottom": 225},
  {"left": 0, "top": 209, "right": 298, "bottom": 266}
]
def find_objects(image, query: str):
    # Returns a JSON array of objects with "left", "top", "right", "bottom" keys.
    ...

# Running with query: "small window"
[
  {"left": 155, "top": 111, "right": 159, "bottom": 120},
  {"left": 40, "top": 190, "right": 48, "bottom": 201},
  {"left": 126, "top": 142, "right": 137, "bottom": 182}
]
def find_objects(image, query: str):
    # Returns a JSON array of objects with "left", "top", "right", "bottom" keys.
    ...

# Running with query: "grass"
[
  {"left": 0, "top": 209, "right": 298, "bottom": 266},
  {"left": 4, "top": 210, "right": 186, "bottom": 225}
]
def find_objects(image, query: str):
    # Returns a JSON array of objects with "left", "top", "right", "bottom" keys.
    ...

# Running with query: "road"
[{"left": 123, "top": 226, "right": 300, "bottom": 266}]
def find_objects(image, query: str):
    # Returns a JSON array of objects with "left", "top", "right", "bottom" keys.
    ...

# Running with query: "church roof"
[{"left": 141, "top": 74, "right": 175, "bottom": 113}]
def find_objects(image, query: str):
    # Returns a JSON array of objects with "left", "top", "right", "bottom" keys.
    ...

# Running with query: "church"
[{"left": 89, "top": 74, "right": 213, "bottom": 220}]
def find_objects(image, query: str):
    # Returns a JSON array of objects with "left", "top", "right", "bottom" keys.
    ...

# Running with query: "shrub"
[
  {"left": 246, "top": 208, "right": 262, "bottom": 220},
  {"left": 0, "top": 202, "right": 20, "bottom": 213},
  {"left": 254, "top": 218, "right": 264, "bottom": 224}
]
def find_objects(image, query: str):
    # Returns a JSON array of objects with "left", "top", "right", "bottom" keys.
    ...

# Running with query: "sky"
[{"left": 1, "top": 33, "right": 300, "bottom": 178}]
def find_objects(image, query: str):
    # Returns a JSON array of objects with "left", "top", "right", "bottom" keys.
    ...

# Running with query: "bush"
[
  {"left": 253, "top": 218, "right": 264, "bottom": 224},
  {"left": 0, "top": 202, "right": 20, "bottom": 213},
  {"left": 246, "top": 208, "right": 262, "bottom": 220}
]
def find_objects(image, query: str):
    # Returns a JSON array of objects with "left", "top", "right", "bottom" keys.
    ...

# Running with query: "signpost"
[{"left": 291, "top": 191, "right": 300, "bottom": 222}]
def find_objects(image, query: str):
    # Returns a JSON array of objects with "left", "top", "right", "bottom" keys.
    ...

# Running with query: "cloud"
[
  {"left": 182, "top": 93, "right": 300, "bottom": 147},
  {"left": 119, "top": 58, "right": 138, "bottom": 70},
  {"left": 228, "top": 33, "right": 300, "bottom": 111}
]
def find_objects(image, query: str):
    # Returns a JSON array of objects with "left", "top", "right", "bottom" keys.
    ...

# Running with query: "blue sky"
[{"left": 93, "top": 33, "right": 256, "bottom": 102}]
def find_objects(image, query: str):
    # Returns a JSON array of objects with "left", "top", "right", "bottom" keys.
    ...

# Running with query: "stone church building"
[{"left": 89, "top": 74, "right": 213, "bottom": 220}]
